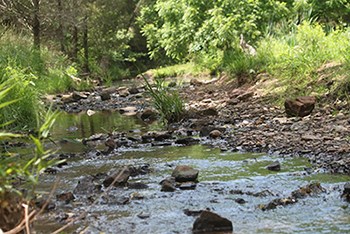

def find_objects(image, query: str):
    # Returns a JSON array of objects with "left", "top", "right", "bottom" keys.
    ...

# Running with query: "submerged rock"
[
  {"left": 266, "top": 161, "right": 281, "bottom": 171},
  {"left": 192, "top": 210, "right": 233, "bottom": 233},
  {"left": 259, "top": 197, "right": 297, "bottom": 211},
  {"left": 171, "top": 165, "right": 199, "bottom": 182},
  {"left": 74, "top": 176, "right": 102, "bottom": 195}
]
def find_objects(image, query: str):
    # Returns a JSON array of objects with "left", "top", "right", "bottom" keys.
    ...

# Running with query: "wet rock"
[
  {"left": 175, "top": 137, "right": 200, "bottom": 146},
  {"left": 103, "top": 166, "right": 131, "bottom": 187},
  {"left": 35, "top": 198, "right": 56, "bottom": 211},
  {"left": 285, "top": 96, "right": 316, "bottom": 117},
  {"left": 160, "top": 178, "right": 176, "bottom": 192},
  {"left": 129, "top": 164, "right": 151, "bottom": 177},
  {"left": 199, "top": 126, "right": 226, "bottom": 137},
  {"left": 179, "top": 182, "right": 197, "bottom": 190},
  {"left": 74, "top": 176, "right": 102, "bottom": 194},
  {"left": 172, "top": 165, "right": 199, "bottom": 182},
  {"left": 128, "top": 182, "right": 149, "bottom": 190},
  {"left": 140, "top": 108, "right": 158, "bottom": 121},
  {"left": 192, "top": 210, "right": 233, "bottom": 233},
  {"left": 56, "top": 192, "right": 75, "bottom": 204},
  {"left": 137, "top": 212, "right": 150, "bottom": 219},
  {"left": 154, "top": 132, "right": 173, "bottom": 141},
  {"left": 291, "top": 182, "right": 325, "bottom": 199},
  {"left": 100, "top": 91, "right": 111, "bottom": 101},
  {"left": 341, "top": 182, "right": 350, "bottom": 202},
  {"left": 61, "top": 94, "right": 73, "bottom": 103},
  {"left": 266, "top": 161, "right": 281, "bottom": 171},
  {"left": 119, "top": 106, "right": 137, "bottom": 114},
  {"left": 128, "top": 87, "right": 140, "bottom": 95},
  {"left": 209, "top": 129, "right": 222, "bottom": 139},
  {"left": 72, "top": 91, "right": 88, "bottom": 101},
  {"left": 259, "top": 197, "right": 297, "bottom": 211},
  {"left": 234, "top": 198, "right": 246, "bottom": 204},
  {"left": 184, "top": 209, "right": 203, "bottom": 217}
]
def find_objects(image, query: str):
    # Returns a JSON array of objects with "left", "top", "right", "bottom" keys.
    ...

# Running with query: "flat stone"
[
  {"left": 266, "top": 161, "right": 281, "bottom": 171},
  {"left": 192, "top": 210, "right": 233, "bottom": 233},
  {"left": 171, "top": 165, "right": 199, "bottom": 182}
]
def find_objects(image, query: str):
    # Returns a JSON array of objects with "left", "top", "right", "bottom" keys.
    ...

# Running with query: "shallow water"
[{"left": 34, "top": 112, "right": 350, "bottom": 234}]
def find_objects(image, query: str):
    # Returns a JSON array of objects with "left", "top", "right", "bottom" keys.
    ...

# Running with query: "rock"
[
  {"left": 341, "top": 182, "right": 350, "bottom": 202},
  {"left": 259, "top": 197, "right": 297, "bottom": 211},
  {"left": 128, "top": 87, "right": 140, "bottom": 95},
  {"left": 100, "top": 91, "right": 111, "bottom": 101},
  {"left": 234, "top": 198, "right": 246, "bottom": 204},
  {"left": 284, "top": 96, "right": 316, "bottom": 117},
  {"left": 171, "top": 165, "right": 199, "bottom": 182},
  {"left": 190, "top": 79, "right": 204, "bottom": 86},
  {"left": 179, "top": 182, "right": 197, "bottom": 190},
  {"left": 119, "top": 106, "right": 137, "bottom": 114},
  {"left": 199, "top": 107, "right": 218, "bottom": 116},
  {"left": 184, "top": 209, "right": 203, "bottom": 217},
  {"left": 209, "top": 130, "right": 222, "bottom": 139},
  {"left": 103, "top": 166, "right": 130, "bottom": 187},
  {"left": 72, "top": 91, "right": 88, "bottom": 101},
  {"left": 140, "top": 108, "right": 158, "bottom": 121},
  {"left": 266, "top": 161, "right": 281, "bottom": 171},
  {"left": 192, "top": 210, "right": 233, "bottom": 233},
  {"left": 56, "top": 192, "right": 75, "bottom": 204},
  {"left": 291, "top": 182, "right": 325, "bottom": 199},
  {"left": 175, "top": 137, "right": 200, "bottom": 146},
  {"left": 237, "top": 91, "right": 254, "bottom": 101},
  {"left": 61, "top": 94, "right": 73, "bottom": 103},
  {"left": 199, "top": 126, "right": 225, "bottom": 137},
  {"left": 74, "top": 176, "right": 102, "bottom": 194},
  {"left": 137, "top": 212, "right": 150, "bottom": 219},
  {"left": 119, "top": 89, "right": 130, "bottom": 97},
  {"left": 160, "top": 178, "right": 176, "bottom": 192}
]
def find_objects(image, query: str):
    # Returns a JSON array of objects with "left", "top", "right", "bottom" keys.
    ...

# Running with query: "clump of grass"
[{"left": 143, "top": 76, "right": 184, "bottom": 124}]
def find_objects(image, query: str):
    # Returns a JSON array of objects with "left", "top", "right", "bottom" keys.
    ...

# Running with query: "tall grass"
[
  {"left": 0, "top": 29, "right": 79, "bottom": 129},
  {"left": 143, "top": 76, "right": 184, "bottom": 124}
]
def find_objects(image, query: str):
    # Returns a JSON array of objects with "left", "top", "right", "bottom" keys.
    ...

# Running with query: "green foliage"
[
  {"left": 143, "top": 76, "right": 184, "bottom": 124},
  {"left": 0, "top": 84, "right": 61, "bottom": 197},
  {"left": 0, "top": 30, "right": 79, "bottom": 129}
]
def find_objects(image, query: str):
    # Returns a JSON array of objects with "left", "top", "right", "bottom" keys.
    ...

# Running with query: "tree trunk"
[
  {"left": 82, "top": 16, "right": 90, "bottom": 73},
  {"left": 72, "top": 25, "right": 78, "bottom": 62},
  {"left": 32, "top": 0, "right": 40, "bottom": 49},
  {"left": 57, "top": 0, "right": 65, "bottom": 53}
]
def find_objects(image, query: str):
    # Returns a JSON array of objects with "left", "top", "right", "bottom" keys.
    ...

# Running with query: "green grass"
[
  {"left": 150, "top": 63, "right": 207, "bottom": 79},
  {"left": 0, "top": 30, "right": 83, "bottom": 129}
]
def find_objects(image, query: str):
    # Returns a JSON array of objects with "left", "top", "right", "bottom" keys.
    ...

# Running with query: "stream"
[{"left": 33, "top": 111, "right": 350, "bottom": 234}]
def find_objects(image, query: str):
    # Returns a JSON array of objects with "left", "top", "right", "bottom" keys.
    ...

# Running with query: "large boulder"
[
  {"left": 193, "top": 210, "right": 233, "bottom": 233},
  {"left": 284, "top": 96, "right": 316, "bottom": 117},
  {"left": 171, "top": 165, "right": 199, "bottom": 182}
]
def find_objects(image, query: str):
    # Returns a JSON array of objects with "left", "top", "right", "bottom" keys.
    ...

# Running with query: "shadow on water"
[{"left": 33, "top": 111, "right": 350, "bottom": 234}]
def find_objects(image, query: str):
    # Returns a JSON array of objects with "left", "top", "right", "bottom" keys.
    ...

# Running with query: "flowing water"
[{"left": 33, "top": 111, "right": 350, "bottom": 234}]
